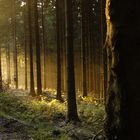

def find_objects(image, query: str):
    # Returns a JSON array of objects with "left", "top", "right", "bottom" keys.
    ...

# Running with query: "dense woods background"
[
  {"left": 0, "top": 0, "right": 106, "bottom": 98},
  {"left": 1, "top": 0, "right": 140, "bottom": 139},
  {"left": 0, "top": 0, "right": 107, "bottom": 139}
]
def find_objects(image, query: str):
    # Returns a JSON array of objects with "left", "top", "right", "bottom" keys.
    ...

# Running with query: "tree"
[
  {"left": 41, "top": 0, "right": 47, "bottom": 90},
  {"left": 65, "top": 0, "right": 79, "bottom": 122},
  {"left": 56, "top": 0, "right": 62, "bottom": 101},
  {"left": 105, "top": 0, "right": 140, "bottom": 139},
  {"left": 81, "top": 0, "right": 87, "bottom": 97},
  {"left": 6, "top": 42, "right": 11, "bottom": 88},
  {"left": 27, "top": 0, "right": 35, "bottom": 96},
  {"left": 0, "top": 45, "right": 2, "bottom": 90},
  {"left": 33, "top": 0, "right": 42, "bottom": 96},
  {"left": 12, "top": 0, "right": 18, "bottom": 89},
  {"left": 23, "top": 2, "right": 28, "bottom": 90}
]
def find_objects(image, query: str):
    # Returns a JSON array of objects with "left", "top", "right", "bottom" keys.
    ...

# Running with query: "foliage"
[{"left": 0, "top": 91, "right": 105, "bottom": 140}]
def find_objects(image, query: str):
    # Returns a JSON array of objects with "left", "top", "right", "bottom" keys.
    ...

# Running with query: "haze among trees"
[{"left": 0, "top": 0, "right": 140, "bottom": 140}]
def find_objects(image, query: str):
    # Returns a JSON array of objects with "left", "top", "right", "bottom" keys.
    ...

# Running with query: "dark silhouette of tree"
[
  {"left": 56, "top": 0, "right": 65, "bottom": 102},
  {"left": 41, "top": 0, "right": 47, "bottom": 90},
  {"left": 56, "top": 0, "right": 62, "bottom": 101},
  {"left": 65, "top": 0, "right": 79, "bottom": 122},
  {"left": 81, "top": 0, "right": 87, "bottom": 97},
  {"left": 12, "top": 0, "right": 18, "bottom": 89},
  {"left": 6, "top": 43, "right": 11, "bottom": 88},
  {"left": 105, "top": 0, "right": 140, "bottom": 139},
  {"left": 27, "top": 0, "right": 35, "bottom": 96},
  {"left": 0, "top": 45, "right": 2, "bottom": 90},
  {"left": 23, "top": 2, "right": 28, "bottom": 90},
  {"left": 33, "top": 0, "right": 42, "bottom": 96}
]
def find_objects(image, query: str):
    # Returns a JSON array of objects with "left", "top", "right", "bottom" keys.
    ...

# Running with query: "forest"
[{"left": 0, "top": 0, "right": 140, "bottom": 140}]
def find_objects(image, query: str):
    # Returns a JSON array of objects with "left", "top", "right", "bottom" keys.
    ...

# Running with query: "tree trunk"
[
  {"left": 105, "top": 0, "right": 140, "bottom": 139},
  {"left": 24, "top": 3, "right": 28, "bottom": 90},
  {"left": 0, "top": 46, "right": 2, "bottom": 91},
  {"left": 65, "top": 0, "right": 79, "bottom": 122},
  {"left": 6, "top": 43, "right": 11, "bottom": 88},
  {"left": 41, "top": 0, "right": 47, "bottom": 90},
  {"left": 81, "top": 0, "right": 87, "bottom": 97},
  {"left": 12, "top": 0, "right": 18, "bottom": 89},
  {"left": 27, "top": 0, "right": 35, "bottom": 96},
  {"left": 56, "top": 0, "right": 62, "bottom": 101},
  {"left": 34, "top": 0, "right": 42, "bottom": 95}
]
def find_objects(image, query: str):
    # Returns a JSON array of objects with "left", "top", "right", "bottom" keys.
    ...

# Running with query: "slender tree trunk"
[
  {"left": 65, "top": 0, "right": 79, "bottom": 122},
  {"left": 33, "top": 0, "right": 42, "bottom": 95},
  {"left": 12, "top": 0, "right": 18, "bottom": 89},
  {"left": 81, "top": 0, "right": 87, "bottom": 97},
  {"left": 24, "top": 4, "right": 28, "bottom": 90},
  {"left": 56, "top": 0, "right": 62, "bottom": 101},
  {"left": 27, "top": 0, "right": 35, "bottom": 96},
  {"left": 60, "top": 0, "right": 66, "bottom": 93},
  {"left": 0, "top": 46, "right": 2, "bottom": 91},
  {"left": 6, "top": 43, "right": 11, "bottom": 88},
  {"left": 41, "top": 0, "right": 47, "bottom": 90}
]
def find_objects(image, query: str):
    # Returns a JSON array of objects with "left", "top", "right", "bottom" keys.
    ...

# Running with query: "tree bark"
[
  {"left": 65, "top": 0, "right": 79, "bottom": 121},
  {"left": 105, "top": 0, "right": 140, "bottom": 139}
]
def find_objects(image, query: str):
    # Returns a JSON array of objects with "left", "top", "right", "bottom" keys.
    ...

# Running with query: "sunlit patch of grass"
[{"left": 0, "top": 92, "right": 105, "bottom": 140}]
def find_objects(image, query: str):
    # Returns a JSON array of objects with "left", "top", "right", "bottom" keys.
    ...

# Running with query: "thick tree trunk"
[{"left": 105, "top": 0, "right": 140, "bottom": 139}]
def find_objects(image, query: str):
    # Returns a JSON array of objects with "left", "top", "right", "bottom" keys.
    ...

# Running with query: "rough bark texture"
[{"left": 105, "top": 0, "right": 140, "bottom": 139}]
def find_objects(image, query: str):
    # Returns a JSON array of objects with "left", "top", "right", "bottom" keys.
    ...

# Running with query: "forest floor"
[{"left": 0, "top": 89, "right": 105, "bottom": 140}]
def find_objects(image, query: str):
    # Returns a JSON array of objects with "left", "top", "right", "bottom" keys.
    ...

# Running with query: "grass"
[{"left": 0, "top": 91, "right": 105, "bottom": 140}]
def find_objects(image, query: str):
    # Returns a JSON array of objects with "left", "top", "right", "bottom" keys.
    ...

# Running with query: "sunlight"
[{"left": 21, "top": 1, "right": 26, "bottom": 7}]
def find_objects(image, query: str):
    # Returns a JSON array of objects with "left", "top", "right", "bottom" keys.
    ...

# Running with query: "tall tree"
[
  {"left": 33, "top": 0, "right": 42, "bottom": 95},
  {"left": 65, "top": 0, "right": 79, "bottom": 121},
  {"left": 56, "top": 0, "right": 62, "bottom": 101},
  {"left": 24, "top": 2, "right": 28, "bottom": 90},
  {"left": 41, "top": 0, "right": 47, "bottom": 90},
  {"left": 81, "top": 0, "right": 87, "bottom": 97},
  {"left": 105, "top": 0, "right": 140, "bottom": 139},
  {"left": 12, "top": 0, "right": 18, "bottom": 89},
  {"left": 0, "top": 46, "right": 2, "bottom": 91},
  {"left": 27, "top": 0, "right": 35, "bottom": 96},
  {"left": 6, "top": 43, "right": 11, "bottom": 88}
]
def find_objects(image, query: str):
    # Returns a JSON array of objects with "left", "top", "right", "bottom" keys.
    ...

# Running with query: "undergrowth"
[{"left": 0, "top": 91, "right": 105, "bottom": 140}]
